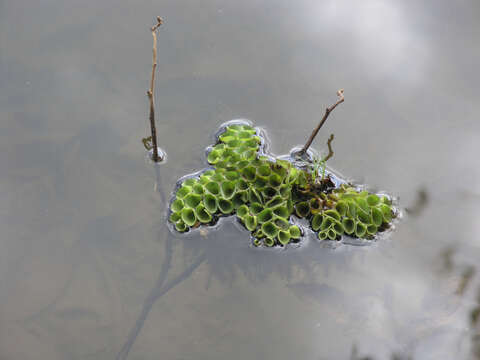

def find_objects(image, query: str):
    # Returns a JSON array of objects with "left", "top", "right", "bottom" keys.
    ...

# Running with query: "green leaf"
[
  {"left": 171, "top": 199, "right": 184, "bottom": 213},
  {"left": 181, "top": 208, "right": 197, "bottom": 227}
]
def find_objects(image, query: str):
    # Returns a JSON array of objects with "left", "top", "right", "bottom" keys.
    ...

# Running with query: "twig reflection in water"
[{"left": 116, "top": 230, "right": 205, "bottom": 360}]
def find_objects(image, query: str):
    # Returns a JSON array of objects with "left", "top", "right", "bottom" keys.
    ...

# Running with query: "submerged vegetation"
[{"left": 168, "top": 122, "right": 396, "bottom": 247}]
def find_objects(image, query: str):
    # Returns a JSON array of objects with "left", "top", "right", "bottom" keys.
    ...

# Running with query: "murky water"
[{"left": 1, "top": 1, "right": 480, "bottom": 359}]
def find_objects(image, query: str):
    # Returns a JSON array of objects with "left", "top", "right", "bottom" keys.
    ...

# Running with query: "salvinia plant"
[{"left": 168, "top": 121, "right": 396, "bottom": 247}]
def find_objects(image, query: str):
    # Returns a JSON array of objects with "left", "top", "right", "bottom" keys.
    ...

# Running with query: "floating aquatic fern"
[{"left": 168, "top": 122, "right": 396, "bottom": 247}]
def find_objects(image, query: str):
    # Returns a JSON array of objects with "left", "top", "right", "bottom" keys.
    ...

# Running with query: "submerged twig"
[
  {"left": 146, "top": 16, "right": 163, "bottom": 162},
  {"left": 323, "top": 134, "right": 334, "bottom": 162},
  {"left": 298, "top": 89, "right": 344, "bottom": 156}
]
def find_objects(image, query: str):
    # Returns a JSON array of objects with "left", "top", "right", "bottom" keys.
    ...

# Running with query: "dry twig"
[
  {"left": 146, "top": 16, "right": 163, "bottom": 162},
  {"left": 298, "top": 89, "right": 344, "bottom": 156}
]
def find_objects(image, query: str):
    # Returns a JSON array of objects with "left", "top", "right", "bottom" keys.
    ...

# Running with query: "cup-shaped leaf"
[
  {"left": 262, "top": 187, "right": 278, "bottom": 199},
  {"left": 235, "top": 160, "right": 249, "bottom": 169},
  {"left": 248, "top": 188, "right": 263, "bottom": 204},
  {"left": 195, "top": 204, "right": 212, "bottom": 223},
  {"left": 238, "top": 130, "right": 253, "bottom": 139},
  {"left": 295, "top": 202, "right": 310, "bottom": 218},
  {"left": 309, "top": 198, "right": 322, "bottom": 214},
  {"left": 327, "top": 229, "right": 337, "bottom": 240},
  {"left": 276, "top": 159, "right": 291, "bottom": 169},
  {"left": 273, "top": 206, "right": 289, "bottom": 219},
  {"left": 274, "top": 217, "right": 290, "bottom": 230},
  {"left": 240, "top": 149, "right": 255, "bottom": 161},
  {"left": 211, "top": 173, "right": 225, "bottom": 182},
  {"left": 227, "top": 139, "right": 242, "bottom": 149},
  {"left": 219, "top": 134, "right": 235, "bottom": 143},
  {"left": 366, "top": 194, "right": 380, "bottom": 207},
  {"left": 218, "top": 198, "right": 234, "bottom": 214},
  {"left": 254, "top": 175, "right": 268, "bottom": 189},
  {"left": 371, "top": 207, "right": 383, "bottom": 226},
  {"left": 258, "top": 164, "right": 271, "bottom": 177},
  {"left": 203, "top": 194, "right": 218, "bottom": 214},
  {"left": 355, "top": 222, "right": 367, "bottom": 238},
  {"left": 250, "top": 202, "right": 264, "bottom": 215},
  {"left": 203, "top": 169, "right": 215, "bottom": 177},
  {"left": 169, "top": 212, "right": 181, "bottom": 223},
  {"left": 236, "top": 179, "right": 249, "bottom": 191},
  {"left": 262, "top": 221, "right": 279, "bottom": 239},
  {"left": 311, "top": 214, "right": 323, "bottom": 231},
  {"left": 244, "top": 135, "right": 260, "bottom": 145},
  {"left": 171, "top": 199, "right": 184, "bottom": 213},
  {"left": 286, "top": 168, "right": 298, "bottom": 184},
  {"left": 237, "top": 205, "right": 249, "bottom": 218},
  {"left": 346, "top": 200, "right": 357, "bottom": 217},
  {"left": 380, "top": 204, "right": 393, "bottom": 222},
  {"left": 207, "top": 149, "right": 222, "bottom": 164},
  {"left": 264, "top": 236, "right": 275, "bottom": 247},
  {"left": 193, "top": 184, "right": 204, "bottom": 195},
  {"left": 367, "top": 224, "right": 378, "bottom": 235},
  {"left": 232, "top": 192, "right": 246, "bottom": 208},
  {"left": 224, "top": 171, "right": 240, "bottom": 181},
  {"left": 184, "top": 193, "right": 202, "bottom": 208},
  {"left": 175, "top": 221, "right": 187, "bottom": 232},
  {"left": 254, "top": 228, "right": 265, "bottom": 239},
  {"left": 320, "top": 216, "right": 333, "bottom": 231},
  {"left": 269, "top": 173, "right": 283, "bottom": 188},
  {"left": 342, "top": 218, "right": 355, "bottom": 235},
  {"left": 176, "top": 186, "right": 192, "bottom": 199},
  {"left": 253, "top": 238, "right": 263, "bottom": 247},
  {"left": 199, "top": 175, "right": 211, "bottom": 185},
  {"left": 333, "top": 220, "right": 344, "bottom": 235},
  {"left": 258, "top": 208, "right": 273, "bottom": 223},
  {"left": 324, "top": 209, "right": 341, "bottom": 221},
  {"left": 295, "top": 171, "right": 307, "bottom": 187},
  {"left": 271, "top": 163, "right": 288, "bottom": 178},
  {"left": 289, "top": 225, "right": 301, "bottom": 239},
  {"left": 277, "top": 230, "right": 291, "bottom": 245},
  {"left": 318, "top": 230, "right": 329, "bottom": 241},
  {"left": 355, "top": 197, "right": 369, "bottom": 213},
  {"left": 279, "top": 185, "right": 290, "bottom": 198},
  {"left": 225, "top": 154, "right": 241, "bottom": 166},
  {"left": 183, "top": 178, "right": 197, "bottom": 187},
  {"left": 205, "top": 181, "right": 220, "bottom": 196},
  {"left": 241, "top": 166, "right": 256, "bottom": 181},
  {"left": 181, "top": 208, "right": 197, "bottom": 227},
  {"left": 244, "top": 215, "right": 258, "bottom": 231},
  {"left": 381, "top": 196, "right": 392, "bottom": 205},
  {"left": 335, "top": 200, "right": 348, "bottom": 217},
  {"left": 266, "top": 196, "right": 283, "bottom": 208},
  {"left": 287, "top": 198, "right": 294, "bottom": 213},
  {"left": 357, "top": 208, "right": 372, "bottom": 224},
  {"left": 220, "top": 181, "right": 236, "bottom": 199},
  {"left": 227, "top": 124, "right": 243, "bottom": 131}
]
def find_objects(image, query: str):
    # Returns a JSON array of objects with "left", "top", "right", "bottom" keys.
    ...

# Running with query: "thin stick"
[
  {"left": 298, "top": 89, "right": 344, "bottom": 156},
  {"left": 147, "top": 16, "right": 163, "bottom": 162}
]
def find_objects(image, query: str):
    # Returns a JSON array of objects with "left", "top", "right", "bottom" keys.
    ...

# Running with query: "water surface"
[{"left": 1, "top": 1, "right": 480, "bottom": 359}]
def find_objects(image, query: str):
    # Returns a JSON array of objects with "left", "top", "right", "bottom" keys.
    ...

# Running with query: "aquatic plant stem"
[
  {"left": 147, "top": 17, "right": 163, "bottom": 162},
  {"left": 298, "top": 89, "right": 344, "bottom": 156}
]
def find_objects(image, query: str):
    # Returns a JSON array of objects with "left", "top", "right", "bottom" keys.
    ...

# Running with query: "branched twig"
[
  {"left": 323, "top": 134, "right": 334, "bottom": 162},
  {"left": 146, "top": 16, "right": 163, "bottom": 162},
  {"left": 298, "top": 89, "right": 344, "bottom": 156}
]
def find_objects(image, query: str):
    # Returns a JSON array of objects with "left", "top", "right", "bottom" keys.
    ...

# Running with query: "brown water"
[{"left": 1, "top": 1, "right": 480, "bottom": 359}]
